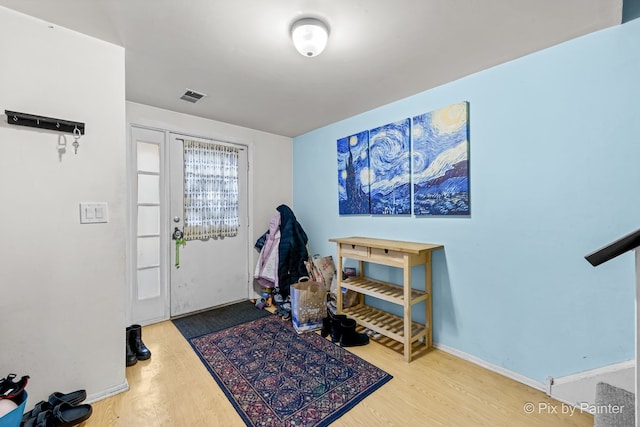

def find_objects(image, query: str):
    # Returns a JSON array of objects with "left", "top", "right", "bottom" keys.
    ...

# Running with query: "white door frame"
[
  {"left": 126, "top": 125, "right": 171, "bottom": 325},
  {"left": 126, "top": 124, "right": 255, "bottom": 325}
]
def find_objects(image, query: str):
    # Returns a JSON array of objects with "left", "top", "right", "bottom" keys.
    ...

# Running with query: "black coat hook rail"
[{"left": 5, "top": 110, "right": 85, "bottom": 135}]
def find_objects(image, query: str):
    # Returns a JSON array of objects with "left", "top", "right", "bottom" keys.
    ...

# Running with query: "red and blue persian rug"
[{"left": 190, "top": 314, "right": 392, "bottom": 426}]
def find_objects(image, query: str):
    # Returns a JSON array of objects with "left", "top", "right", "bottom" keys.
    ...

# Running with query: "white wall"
[
  {"left": 126, "top": 102, "right": 293, "bottom": 300},
  {"left": 0, "top": 7, "right": 127, "bottom": 403}
]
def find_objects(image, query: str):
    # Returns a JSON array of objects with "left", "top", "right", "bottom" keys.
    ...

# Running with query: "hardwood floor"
[{"left": 87, "top": 318, "right": 593, "bottom": 426}]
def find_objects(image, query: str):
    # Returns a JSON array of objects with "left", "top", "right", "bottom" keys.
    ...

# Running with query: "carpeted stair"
[{"left": 594, "top": 382, "right": 635, "bottom": 427}]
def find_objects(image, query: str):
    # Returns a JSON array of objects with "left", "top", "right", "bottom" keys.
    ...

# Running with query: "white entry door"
[{"left": 169, "top": 133, "right": 250, "bottom": 317}]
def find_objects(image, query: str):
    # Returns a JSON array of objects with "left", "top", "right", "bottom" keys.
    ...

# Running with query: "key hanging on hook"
[{"left": 72, "top": 126, "right": 81, "bottom": 154}]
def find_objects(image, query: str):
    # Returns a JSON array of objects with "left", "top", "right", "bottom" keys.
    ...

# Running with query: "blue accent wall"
[{"left": 292, "top": 18, "right": 640, "bottom": 383}]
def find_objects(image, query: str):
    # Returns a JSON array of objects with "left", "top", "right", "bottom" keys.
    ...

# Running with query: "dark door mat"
[{"left": 172, "top": 300, "right": 272, "bottom": 340}]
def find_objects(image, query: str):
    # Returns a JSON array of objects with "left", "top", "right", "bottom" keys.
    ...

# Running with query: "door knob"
[{"left": 173, "top": 216, "right": 181, "bottom": 223}]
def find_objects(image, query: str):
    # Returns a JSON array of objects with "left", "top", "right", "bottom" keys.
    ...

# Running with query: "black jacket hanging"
[{"left": 276, "top": 204, "right": 309, "bottom": 297}]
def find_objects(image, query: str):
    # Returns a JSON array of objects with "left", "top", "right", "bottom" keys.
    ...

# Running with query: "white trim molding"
[
  {"left": 548, "top": 360, "right": 635, "bottom": 408},
  {"left": 433, "top": 343, "right": 546, "bottom": 392},
  {"left": 435, "top": 342, "right": 634, "bottom": 408},
  {"left": 85, "top": 380, "right": 129, "bottom": 404}
]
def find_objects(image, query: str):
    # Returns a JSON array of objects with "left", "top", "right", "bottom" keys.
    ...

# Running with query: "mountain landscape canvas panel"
[
  {"left": 369, "top": 119, "right": 411, "bottom": 215},
  {"left": 412, "top": 102, "right": 470, "bottom": 216},
  {"left": 337, "top": 131, "right": 370, "bottom": 214}
]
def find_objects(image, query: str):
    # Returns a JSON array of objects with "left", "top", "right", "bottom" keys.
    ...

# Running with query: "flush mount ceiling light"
[{"left": 290, "top": 18, "right": 329, "bottom": 57}]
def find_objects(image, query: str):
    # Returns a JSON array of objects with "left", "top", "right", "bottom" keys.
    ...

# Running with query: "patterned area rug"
[{"left": 190, "top": 315, "right": 392, "bottom": 426}]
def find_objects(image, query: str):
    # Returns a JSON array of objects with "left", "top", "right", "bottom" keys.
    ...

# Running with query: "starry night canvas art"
[
  {"left": 369, "top": 119, "right": 411, "bottom": 215},
  {"left": 337, "top": 131, "right": 370, "bottom": 215},
  {"left": 412, "top": 102, "right": 470, "bottom": 216}
]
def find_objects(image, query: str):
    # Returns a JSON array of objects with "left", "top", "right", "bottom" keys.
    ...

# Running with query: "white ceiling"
[{"left": 0, "top": 1, "right": 623, "bottom": 137}]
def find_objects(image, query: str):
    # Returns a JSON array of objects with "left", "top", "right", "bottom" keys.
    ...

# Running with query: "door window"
[
  {"left": 183, "top": 140, "right": 240, "bottom": 240},
  {"left": 136, "top": 140, "right": 161, "bottom": 300}
]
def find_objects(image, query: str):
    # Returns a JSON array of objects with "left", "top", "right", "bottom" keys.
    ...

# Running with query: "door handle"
[
  {"left": 172, "top": 227, "right": 186, "bottom": 269},
  {"left": 172, "top": 227, "right": 184, "bottom": 240}
]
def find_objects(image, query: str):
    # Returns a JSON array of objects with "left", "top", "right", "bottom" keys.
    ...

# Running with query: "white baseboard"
[
  {"left": 547, "top": 360, "right": 635, "bottom": 407},
  {"left": 435, "top": 343, "right": 635, "bottom": 408},
  {"left": 85, "top": 379, "right": 129, "bottom": 404},
  {"left": 433, "top": 342, "right": 546, "bottom": 392}
]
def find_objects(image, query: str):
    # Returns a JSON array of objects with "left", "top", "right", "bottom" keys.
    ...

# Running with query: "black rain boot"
[
  {"left": 129, "top": 324, "right": 151, "bottom": 361},
  {"left": 320, "top": 315, "right": 332, "bottom": 338},
  {"left": 339, "top": 318, "right": 370, "bottom": 347},
  {"left": 329, "top": 312, "right": 347, "bottom": 344},
  {"left": 126, "top": 327, "right": 137, "bottom": 367}
]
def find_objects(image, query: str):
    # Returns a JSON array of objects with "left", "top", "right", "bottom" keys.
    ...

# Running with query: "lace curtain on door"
[{"left": 183, "top": 140, "right": 240, "bottom": 240}]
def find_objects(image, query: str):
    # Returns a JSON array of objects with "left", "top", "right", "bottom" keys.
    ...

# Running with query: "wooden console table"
[{"left": 329, "top": 237, "right": 443, "bottom": 362}]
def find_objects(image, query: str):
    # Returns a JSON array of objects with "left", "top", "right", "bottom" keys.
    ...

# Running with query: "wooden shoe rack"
[{"left": 329, "top": 237, "right": 443, "bottom": 362}]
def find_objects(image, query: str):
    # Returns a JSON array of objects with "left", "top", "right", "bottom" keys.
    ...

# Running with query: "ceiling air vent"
[{"left": 180, "top": 89, "right": 206, "bottom": 103}]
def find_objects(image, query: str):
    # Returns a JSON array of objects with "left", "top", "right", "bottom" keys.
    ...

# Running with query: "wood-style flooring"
[{"left": 87, "top": 318, "right": 593, "bottom": 426}]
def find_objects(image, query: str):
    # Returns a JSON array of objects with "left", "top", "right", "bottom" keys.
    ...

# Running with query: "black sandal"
[
  {"left": 48, "top": 390, "right": 86, "bottom": 407},
  {"left": 21, "top": 401, "right": 54, "bottom": 424},
  {"left": 50, "top": 402, "right": 93, "bottom": 427},
  {"left": 23, "top": 409, "right": 52, "bottom": 427}
]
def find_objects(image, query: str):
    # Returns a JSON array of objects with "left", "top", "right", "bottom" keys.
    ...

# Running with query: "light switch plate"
[{"left": 80, "top": 202, "right": 109, "bottom": 224}]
